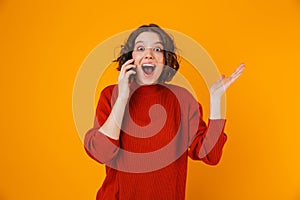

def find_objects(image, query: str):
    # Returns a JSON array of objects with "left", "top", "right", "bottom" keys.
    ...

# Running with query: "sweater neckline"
[{"left": 130, "top": 80, "right": 166, "bottom": 96}]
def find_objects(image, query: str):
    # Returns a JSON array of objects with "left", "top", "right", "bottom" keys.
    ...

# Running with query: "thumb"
[{"left": 218, "top": 75, "right": 225, "bottom": 81}]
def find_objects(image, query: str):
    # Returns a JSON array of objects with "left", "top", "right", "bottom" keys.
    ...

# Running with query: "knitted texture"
[{"left": 85, "top": 82, "right": 227, "bottom": 200}]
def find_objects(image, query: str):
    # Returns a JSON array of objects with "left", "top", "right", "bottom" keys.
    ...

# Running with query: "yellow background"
[{"left": 1, "top": 0, "right": 300, "bottom": 199}]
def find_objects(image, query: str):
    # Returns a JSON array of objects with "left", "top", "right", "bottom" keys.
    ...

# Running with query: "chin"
[{"left": 136, "top": 78, "right": 158, "bottom": 85}]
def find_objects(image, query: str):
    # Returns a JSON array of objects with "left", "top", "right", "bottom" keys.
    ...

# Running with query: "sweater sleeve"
[
  {"left": 84, "top": 85, "right": 120, "bottom": 164},
  {"left": 188, "top": 102, "right": 227, "bottom": 165}
]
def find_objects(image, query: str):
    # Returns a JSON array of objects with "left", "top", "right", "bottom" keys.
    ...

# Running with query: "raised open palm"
[{"left": 210, "top": 63, "right": 245, "bottom": 98}]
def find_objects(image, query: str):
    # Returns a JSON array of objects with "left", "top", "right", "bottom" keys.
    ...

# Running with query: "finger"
[
  {"left": 218, "top": 74, "right": 225, "bottom": 81},
  {"left": 230, "top": 71, "right": 243, "bottom": 80},
  {"left": 226, "top": 73, "right": 243, "bottom": 86},
  {"left": 123, "top": 70, "right": 136, "bottom": 82},
  {"left": 125, "top": 65, "right": 136, "bottom": 76},
  {"left": 124, "top": 58, "right": 135, "bottom": 66},
  {"left": 231, "top": 63, "right": 245, "bottom": 74},
  {"left": 120, "top": 64, "right": 136, "bottom": 76},
  {"left": 119, "top": 65, "right": 136, "bottom": 80},
  {"left": 214, "top": 65, "right": 244, "bottom": 91},
  {"left": 234, "top": 63, "right": 246, "bottom": 74},
  {"left": 232, "top": 71, "right": 243, "bottom": 81},
  {"left": 125, "top": 69, "right": 136, "bottom": 78},
  {"left": 119, "top": 59, "right": 133, "bottom": 78},
  {"left": 220, "top": 72, "right": 241, "bottom": 86},
  {"left": 120, "top": 59, "right": 135, "bottom": 72},
  {"left": 230, "top": 65, "right": 245, "bottom": 79}
]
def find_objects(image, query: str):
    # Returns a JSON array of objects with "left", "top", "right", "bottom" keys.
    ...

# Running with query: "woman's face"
[{"left": 132, "top": 31, "right": 165, "bottom": 85}]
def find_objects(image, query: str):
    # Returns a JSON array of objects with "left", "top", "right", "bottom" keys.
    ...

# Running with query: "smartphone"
[{"left": 129, "top": 68, "right": 136, "bottom": 83}]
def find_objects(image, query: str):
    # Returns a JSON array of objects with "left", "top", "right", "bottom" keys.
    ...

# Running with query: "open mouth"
[{"left": 142, "top": 64, "right": 156, "bottom": 76}]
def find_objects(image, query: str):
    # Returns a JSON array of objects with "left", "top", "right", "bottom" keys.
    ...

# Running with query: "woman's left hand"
[{"left": 210, "top": 63, "right": 245, "bottom": 99}]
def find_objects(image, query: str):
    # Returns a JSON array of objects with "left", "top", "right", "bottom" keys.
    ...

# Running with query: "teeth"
[{"left": 142, "top": 64, "right": 155, "bottom": 67}]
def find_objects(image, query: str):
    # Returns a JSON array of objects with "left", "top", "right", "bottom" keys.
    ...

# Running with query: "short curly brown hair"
[{"left": 114, "top": 24, "right": 180, "bottom": 82}]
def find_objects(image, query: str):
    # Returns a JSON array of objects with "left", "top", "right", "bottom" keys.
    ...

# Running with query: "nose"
[{"left": 144, "top": 48, "right": 154, "bottom": 59}]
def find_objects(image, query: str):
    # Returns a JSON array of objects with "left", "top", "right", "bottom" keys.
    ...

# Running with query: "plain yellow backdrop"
[{"left": 1, "top": 0, "right": 300, "bottom": 200}]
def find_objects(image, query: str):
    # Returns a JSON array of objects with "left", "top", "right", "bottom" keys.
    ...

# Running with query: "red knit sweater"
[{"left": 84, "top": 82, "right": 227, "bottom": 200}]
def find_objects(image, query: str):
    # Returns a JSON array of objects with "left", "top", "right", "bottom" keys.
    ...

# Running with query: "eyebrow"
[{"left": 135, "top": 41, "right": 163, "bottom": 45}]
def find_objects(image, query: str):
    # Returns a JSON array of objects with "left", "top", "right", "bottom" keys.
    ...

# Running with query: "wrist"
[
  {"left": 116, "top": 96, "right": 129, "bottom": 104},
  {"left": 210, "top": 97, "right": 222, "bottom": 119},
  {"left": 210, "top": 95, "right": 221, "bottom": 103}
]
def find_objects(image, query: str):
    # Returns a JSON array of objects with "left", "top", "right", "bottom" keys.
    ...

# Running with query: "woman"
[{"left": 84, "top": 24, "right": 244, "bottom": 199}]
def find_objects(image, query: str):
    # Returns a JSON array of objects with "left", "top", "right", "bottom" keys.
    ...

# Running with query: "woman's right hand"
[{"left": 117, "top": 58, "right": 136, "bottom": 100}]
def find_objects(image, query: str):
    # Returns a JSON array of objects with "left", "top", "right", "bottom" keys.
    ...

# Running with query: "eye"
[
  {"left": 153, "top": 47, "right": 163, "bottom": 52},
  {"left": 136, "top": 46, "right": 145, "bottom": 51}
]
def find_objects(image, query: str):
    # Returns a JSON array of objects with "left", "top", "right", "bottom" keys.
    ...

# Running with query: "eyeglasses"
[{"left": 133, "top": 46, "right": 164, "bottom": 54}]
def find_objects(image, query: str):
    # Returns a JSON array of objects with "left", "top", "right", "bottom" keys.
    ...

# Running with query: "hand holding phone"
[{"left": 117, "top": 59, "right": 136, "bottom": 100}]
